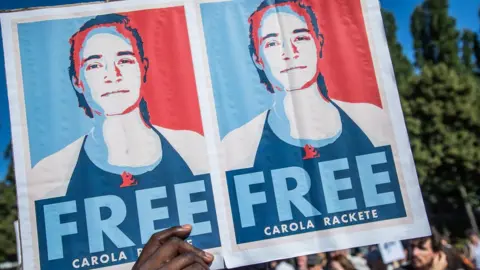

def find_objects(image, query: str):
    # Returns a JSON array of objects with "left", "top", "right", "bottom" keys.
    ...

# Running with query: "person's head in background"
[
  {"left": 297, "top": 255, "right": 309, "bottom": 270},
  {"left": 351, "top": 247, "right": 366, "bottom": 258},
  {"left": 431, "top": 227, "right": 452, "bottom": 249},
  {"left": 307, "top": 254, "right": 324, "bottom": 270},
  {"left": 330, "top": 249, "right": 350, "bottom": 258},
  {"left": 270, "top": 259, "right": 296, "bottom": 270},
  {"left": 466, "top": 229, "right": 479, "bottom": 246},
  {"left": 328, "top": 253, "right": 356, "bottom": 270},
  {"left": 366, "top": 248, "right": 387, "bottom": 270},
  {"left": 440, "top": 236, "right": 452, "bottom": 248},
  {"left": 409, "top": 234, "right": 445, "bottom": 270}
]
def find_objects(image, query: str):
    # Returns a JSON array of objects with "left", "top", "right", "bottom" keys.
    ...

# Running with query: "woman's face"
[
  {"left": 79, "top": 28, "right": 142, "bottom": 116},
  {"left": 256, "top": 8, "right": 319, "bottom": 91}
]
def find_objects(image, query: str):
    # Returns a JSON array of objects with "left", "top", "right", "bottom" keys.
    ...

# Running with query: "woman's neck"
[
  {"left": 276, "top": 82, "right": 342, "bottom": 140},
  {"left": 87, "top": 107, "right": 162, "bottom": 168}
]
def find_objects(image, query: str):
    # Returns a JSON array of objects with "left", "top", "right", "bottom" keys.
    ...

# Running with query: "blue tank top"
[
  {"left": 35, "top": 127, "right": 220, "bottom": 269},
  {"left": 225, "top": 102, "right": 405, "bottom": 244},
  {"left": 253, "top": 102, "right": 375, "bottom": 168},
  {"left": 66, "top": 127, "right": 194, "bottom": 196}
]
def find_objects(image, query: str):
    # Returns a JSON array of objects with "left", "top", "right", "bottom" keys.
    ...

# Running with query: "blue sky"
[
  {"left": 380, "top": 0, "right": 480, "bottom": 62},
  {"left": 0, "top": 0, "right": 478, "bottom": 179}
]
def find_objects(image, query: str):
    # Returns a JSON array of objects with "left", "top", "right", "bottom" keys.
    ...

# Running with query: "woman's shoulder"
[
  {"left": 155, "top": 110, "right": 268, "bottom": 173},
  {"left": 221, "top": 110, "right": 269, "bottom": 171},
  {"left": 153, "top": 126, "right": 210, "bottom": 176},
  {"left": 333, "top": 99, "right": 393, "bottom": 147},
  {"left": 29, "top": 136, "right": 85, "bottom": 199}
]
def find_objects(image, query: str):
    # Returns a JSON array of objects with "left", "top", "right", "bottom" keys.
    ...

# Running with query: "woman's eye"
[
  {"left": 86, "top": 63, "right": 103, "bottom": 71},
  {"left": 265, "top": 40, "right": 280, "bottom": 48},
  {"left": 118, "top": 58, "right": 136, "bottom": 65},
  {"left": 295, "top": 35, "right": 311, "bottom": 42}
]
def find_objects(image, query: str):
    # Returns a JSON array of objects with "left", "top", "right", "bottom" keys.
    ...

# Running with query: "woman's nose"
[
  {"left": 282, "top": 40, "right": 300, "bottom": 60},
  {"left": 104, "top": 63, "right": 122, "bottom": 83}
]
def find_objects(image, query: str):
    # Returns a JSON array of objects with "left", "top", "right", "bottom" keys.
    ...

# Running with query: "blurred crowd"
[{"left": 230, "top": 228, "right": 480, "bottom": 270}]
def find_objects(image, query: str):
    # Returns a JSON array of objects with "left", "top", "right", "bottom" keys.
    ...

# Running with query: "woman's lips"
[
  {"left": 281, "top": 66, "right": 307, "bottom": 73},
  {"left": 101, "top": 90, "right": 130, "bottom": 97}
]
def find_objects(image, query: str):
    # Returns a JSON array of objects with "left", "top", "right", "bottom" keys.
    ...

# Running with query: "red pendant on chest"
[
  {"left": 303, "top": 144, "right": 320, "bottom": 160},
  {"left": 120, "top": 171, "right": 138, "bottom": 188}
]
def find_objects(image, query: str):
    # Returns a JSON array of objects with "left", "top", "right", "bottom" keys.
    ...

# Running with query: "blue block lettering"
[
  {"left": 271, "top": 166, "right": 321, "bottom": 221},
  {"left": 318, "top": 158, "right": 357, "bottom": 213},
  {"left": 234, "top": 172, "right": 267, "bottom": 228},
  {"left": 136, "top": 187, "right": 169, "bottom": 244},
  {"left": 44, "top": 201, "right": 78, "bottom": 260},
  {"left": 85, "top": 195, "right": 134, "bottom": 253},
  {"left": 175, "top": 180, "right": 212, "bottom": 236},
  {"left": 357, "top": 152, "right": 396, "bottom": 207}
]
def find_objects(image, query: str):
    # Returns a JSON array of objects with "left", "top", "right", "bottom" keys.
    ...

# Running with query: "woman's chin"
[
  {"left": 104, "top": 110, "right": 130, "bottom": 117},
  {"left": 104, "top": 105, "right": 139, "bottom": 116}
]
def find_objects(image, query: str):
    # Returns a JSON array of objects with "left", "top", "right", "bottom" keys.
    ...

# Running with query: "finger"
[
  {"left": 440, "top": 252, "right": 448, "bottom": 263},
  {"left": 136, "top": 225, "right": 192, "bottom": 265},
  {"left": 141, "top": 237, "right": 213, "bottom": 269},
  {"left": 162, "top": 252, "right": 209, "bottom": 270}
]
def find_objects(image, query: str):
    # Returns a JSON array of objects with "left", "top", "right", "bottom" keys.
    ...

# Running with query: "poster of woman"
[
  {"left": 2, "top": 1, "right": 221, "bottom": 269},
  {"left": 200, "top": 0, "right": 429, "bottom": 267}
]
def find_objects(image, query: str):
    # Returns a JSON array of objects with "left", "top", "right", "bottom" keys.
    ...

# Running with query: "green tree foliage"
[
  {"left": 477, "top": 9, "right": 480, "bottom": 72},
  {"left": 461, "top": 30, "right": 476, "bottom": 71},
  {"left": 470, "top": 32, "right": 480, "bottom": 118},
  {"left": 405, "top": 65, "right": 480, "bottom": 199},
  {"left": 0, "top": 143, "right": 17, "bottom": 262},
  {"left": 381, "top": 9, "right": 418, "bottom": 159},
  {"left": 382, "top": 9, "right": 414, "bottom": 90},
  {"left": 474, "top": 36, "right": 480, "bottom": 73},
  {"left": 411, "top": 0, "right": 460, "bottom": 68},
  {"left": 402, "top": 0, "right": 480, "bottom": 233}
]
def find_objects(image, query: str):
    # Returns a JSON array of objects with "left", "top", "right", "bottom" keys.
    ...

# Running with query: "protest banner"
[
  {"left": 1, "top": 0, "right": 431, "bottom": 269},
  {"left": 378, "top": 241, "right": 406, "bottom": 264}
]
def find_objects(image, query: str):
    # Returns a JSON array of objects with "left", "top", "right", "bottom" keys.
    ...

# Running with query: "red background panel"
[
  {"left": 307, "top": 0, "right": 382, "bottom": 108},
  {"left": 121, "top": 7, "right": 204, "bottom": 135},
  {"left": 121, "top": 0, "right": 382, "bottom": 136}
]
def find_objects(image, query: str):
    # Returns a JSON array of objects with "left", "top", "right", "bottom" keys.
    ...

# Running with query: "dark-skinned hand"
[{"left": 132, "top": 225, "right": 214, "bottom": 270}]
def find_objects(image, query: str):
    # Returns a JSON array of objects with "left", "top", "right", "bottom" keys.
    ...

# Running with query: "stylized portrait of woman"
[
  {"left": 19, "top": 10, "right": 220, "bottom": 269},
  {"left": 32, "top": 14, "right": 208, "bottom": 197},
  {"left": 223, "top": 0, "right": 392, "bottom": 170}
]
